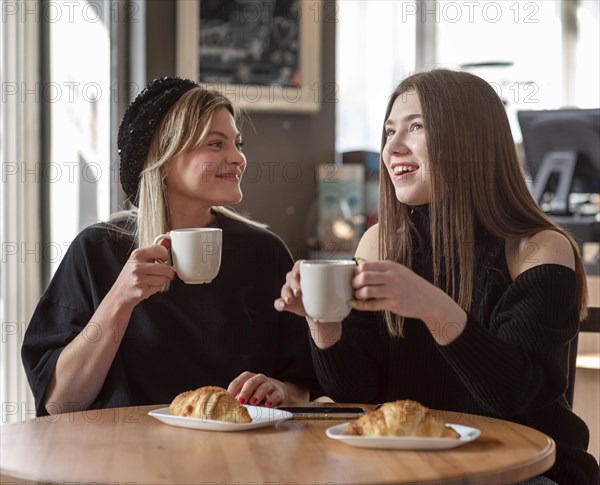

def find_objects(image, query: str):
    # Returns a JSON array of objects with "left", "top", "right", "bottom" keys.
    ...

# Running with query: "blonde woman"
[
  {"left": 23, "top": 77, "right": 320, "bottom": 415},
  {"left": 277, "top": 69, "right": 598, "bottom": 484}
]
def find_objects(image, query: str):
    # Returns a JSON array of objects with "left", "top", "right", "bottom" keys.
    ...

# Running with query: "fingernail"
[
  {"left": 238, "top": 397, "right": 246, "bottom": 404},
  {"left": 283, "top": 296, "right": 290, "bottom": 304},
  {"left": 250, "top": 397, "right": 258, "bottom": 404},
  {"left": 347, "top": 299, "right": 356, "bottom": 308},
  {"left": 292, "top": 288, "right": 299, "bottom": 297},
  {"left": 172, "top": 273, "right": 177, "bottom": 281},
  {"left": 353, "top": 256, "right": 365, "bottom": 265},
  {"left": 265, "top": 401, "right": 272, "bottom": 407}
]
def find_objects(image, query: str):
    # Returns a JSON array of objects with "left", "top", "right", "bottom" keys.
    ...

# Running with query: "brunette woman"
[{"left": 277, "top": 69, "right": 598, "bottom": 484}]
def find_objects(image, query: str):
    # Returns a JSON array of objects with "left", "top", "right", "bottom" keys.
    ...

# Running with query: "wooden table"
[{"left": 0, "top": 404, "right": 555, "bottom": 485}]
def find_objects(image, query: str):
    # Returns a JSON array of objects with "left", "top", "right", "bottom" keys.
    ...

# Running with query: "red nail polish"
[
  {"left": 266, "top": 401, "right": 272, "bottom": 407},
  {"left": 250, "top": 397, "right": 258, "bottom": 404},
  {"left": 238, "top": 397, "right": 246, "bottom": 404}
]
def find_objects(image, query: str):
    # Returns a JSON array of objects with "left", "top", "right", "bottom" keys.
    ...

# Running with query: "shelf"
[{"left": 576, "top": 353, "right": 600, "bottom": 370}]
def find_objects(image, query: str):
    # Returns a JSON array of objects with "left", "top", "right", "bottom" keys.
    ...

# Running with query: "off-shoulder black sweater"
[{"left": 311, "top": 206, "right": 599, "bottom": 484}]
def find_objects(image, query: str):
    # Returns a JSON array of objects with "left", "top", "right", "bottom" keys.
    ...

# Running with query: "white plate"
[
  {"left": 325, "top": 423, "right": 481, "bottom": 450},
  {"left": 148, "top": 405, "right": 293, "bottom": 432}
]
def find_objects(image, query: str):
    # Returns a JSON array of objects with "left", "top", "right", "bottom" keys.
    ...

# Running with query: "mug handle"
[{"left": 153, "top": 233, "right": 173, "bottom": 266}]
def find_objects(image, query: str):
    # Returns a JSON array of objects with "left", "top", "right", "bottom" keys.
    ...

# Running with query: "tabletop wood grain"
[{"left": 0, "top": 403, "right": 555, "bottom": 485}]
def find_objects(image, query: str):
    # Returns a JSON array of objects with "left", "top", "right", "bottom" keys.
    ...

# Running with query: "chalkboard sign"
[
  {"left": 176, "top": 0, "right": 322, "bottom": 113},
  {"left": 199, "top": 0, "right": 301, "bottom": 87}
]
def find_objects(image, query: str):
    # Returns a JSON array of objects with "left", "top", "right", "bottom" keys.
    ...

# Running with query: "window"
[
  {"left": 336, "top": 0, "right": 600, "bottom": 150},
  {"left": 336, "top": 1, "right": 415, "bottom": 153},
  {"left": 574, "top": 0, "right": 600, "bottom": 108},
  {"left": 45, "top": 0, "right": 112, "bottom": 277}
]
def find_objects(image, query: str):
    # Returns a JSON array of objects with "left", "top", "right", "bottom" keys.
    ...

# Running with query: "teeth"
[{"left": 393, "top": 165, "right": 416, "bottom": 175}]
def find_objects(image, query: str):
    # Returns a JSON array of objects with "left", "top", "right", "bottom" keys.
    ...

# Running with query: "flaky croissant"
[
  {"left": 169, "top": 386, "right": 252, "bottom": 423},
  {"left": 342, "top": 400, "right": 459, "bottom": 438}
]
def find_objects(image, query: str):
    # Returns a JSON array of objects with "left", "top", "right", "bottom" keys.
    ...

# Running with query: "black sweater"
[
  {"left": 311, "top": 206, "right": 599, "bottom": 484},
  {"left": 22, "top": 212, "right": 321, "bottom": 416}
]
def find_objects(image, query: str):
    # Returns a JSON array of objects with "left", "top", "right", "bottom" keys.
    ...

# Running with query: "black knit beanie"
[{"left": 117, "top": 77, "right": 198, "bottom": 203}]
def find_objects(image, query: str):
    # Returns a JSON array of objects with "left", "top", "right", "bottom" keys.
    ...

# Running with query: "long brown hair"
[{"left": 378, "top": 69, "right": 588, "bottom": 337}]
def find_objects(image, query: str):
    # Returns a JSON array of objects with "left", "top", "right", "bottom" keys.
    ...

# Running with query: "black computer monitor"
[{"left": 517, "top": 108, "right": 600, "bottom": 215}]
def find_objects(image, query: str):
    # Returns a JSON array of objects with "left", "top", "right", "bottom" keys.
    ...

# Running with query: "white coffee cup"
[
  {"left": 153, "top": 228, "right": 222, "bottom": 284},
  {"left": 299, "top": 260, "right": 356, "bottom": 322}
]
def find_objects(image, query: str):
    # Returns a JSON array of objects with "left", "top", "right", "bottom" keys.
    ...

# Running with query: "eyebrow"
[
  {"left": 384, "top": 113, "right": 422, "bottom": 126},
  {"left": 206, "top": 130, "right": 242, "bottom": 140}
]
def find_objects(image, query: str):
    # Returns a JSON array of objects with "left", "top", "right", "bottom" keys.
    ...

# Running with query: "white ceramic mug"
[
  {"left": 153, "top": 228, "right": 222, "bottom": 284},
  {"left": 299, "top": 260, "right": 356, "bottom": 322}
]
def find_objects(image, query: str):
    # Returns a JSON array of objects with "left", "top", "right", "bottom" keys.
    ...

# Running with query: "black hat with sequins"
[{"left": 117, "top": 76, "right": 198, "bottom": 204}]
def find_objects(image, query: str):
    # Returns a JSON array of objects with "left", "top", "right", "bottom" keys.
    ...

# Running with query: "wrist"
[
  {"left": 97, "top": 290, "right": 136, "bottom": 337},
  {"left": 421, "top": 288, "right": 467, "bottom": 345},
  {"left": 281, "top": 381, "right": 309, "bottom": 403},
  {"left": 423, "top": 306, "right": 467, "bottom": 346},
  {"left": 105, "top": 287, "right": 138, "bottom": 315}
]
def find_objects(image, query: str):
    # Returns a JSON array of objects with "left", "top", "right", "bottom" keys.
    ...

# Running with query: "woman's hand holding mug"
[
  {"left": 275, "top": 260, "right": 306, "bottom": 316},
  {"left": 153, "top": 228, "right": 222, "bottom": 284},
  {"left": 109, "top": 244, "right": 176, "bottom": 309},
  {"left": 275, "top": 259, "right": 357, "bottom": 349}
]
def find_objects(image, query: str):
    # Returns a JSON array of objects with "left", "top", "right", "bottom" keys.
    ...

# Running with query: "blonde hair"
[
  {"left": 109, "top": 86, "right": 265, "bottom": 288},
  {"left": 378, "top": 69, "right": 588, "bottom": 336}
]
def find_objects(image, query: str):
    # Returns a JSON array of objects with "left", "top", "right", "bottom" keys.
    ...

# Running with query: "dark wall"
[
  {"left": 145, "top": 0, "right": 336, "bottom": 259},
  {"left": 146, "top": 1, "right": 176, "bottom": 79}
]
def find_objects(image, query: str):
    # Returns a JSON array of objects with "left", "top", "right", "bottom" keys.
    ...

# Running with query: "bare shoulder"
[
  {"left": 505, "top": 229, "right": 575, "bottom": 280},
  {"left": 355, "top": 223, "right": 379, "bottom": 261}
]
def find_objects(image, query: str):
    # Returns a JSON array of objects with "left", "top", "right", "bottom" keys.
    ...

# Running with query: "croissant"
[
  {"left": 169, "top": 386, "right": 252, "bottom": 423},
  {"left": 342, "top": 400, "right": 459, "bottom": 438}
]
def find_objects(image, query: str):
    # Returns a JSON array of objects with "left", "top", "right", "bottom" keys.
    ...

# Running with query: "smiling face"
[
  {"left": 163, "top": 107, "right": 246, "bottom": 213},
  {"left": 382, "top": 91, "right": 431, "bottom": 206}
]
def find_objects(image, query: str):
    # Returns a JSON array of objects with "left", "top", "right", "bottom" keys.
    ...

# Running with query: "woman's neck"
[
  {"left": 168, "top": 206, "right": 216, "bottom": 229},
  {"left": 407, "top": 203, "right": 493, "bottom": 241},
  {"left": 407, "top": 203, "right": 431, "bottom": 239}
]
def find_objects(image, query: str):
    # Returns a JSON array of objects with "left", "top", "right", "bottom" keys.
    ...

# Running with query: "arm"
[
  {"left": 274, "top": 223, "right": 382, "bottom": 348},
  {"left": 348, "top": 221, "right": 468, "bottom": 345},
  {"left": 436, "top": 230, "right": 578, "bottom": 416},
  {"left": 309, "top": 310, "right": 388, "bottom": 403},
  {"left": 273, "top": 225, "right": 388, "bottom": 403},
  {"left": 439, "top": 263, "right": 578, "bottom": 416},
  {"left": 228, "top": 237, "right": 320, "bottom": 406},
  {"left": 351, "top": 229, "right": 579, "bottom": 415},
  {"left": 226, "top": 311, "right": 318, "bottom": 406},
  {"left": 351, "top": 260, "right": 467, "bottom": 345},
  {"left": 505, "top": 229, "right": 575, "bottom": 278},
  {"left": 227, "top": 372, "right": 309, "bottom": 406},
  {"left": 349, "top": 230, "right": 576, "bottom": 346},
  {"left": 282, "top": 381, "right": 310, "bottom": 402},
  {"left": 42, "top": 243, "right": 175, "bottom": 414},
  {"left": 274, "top": 259, "right": 341, "bottom": 348}
]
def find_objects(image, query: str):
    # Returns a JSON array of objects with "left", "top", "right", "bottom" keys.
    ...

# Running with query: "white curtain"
[
  {"left": 1, "top": 1, "right": 40, "bottom": 423},
  {"left": 335, "top": 0, "right": 416, "bottom": 154}
]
